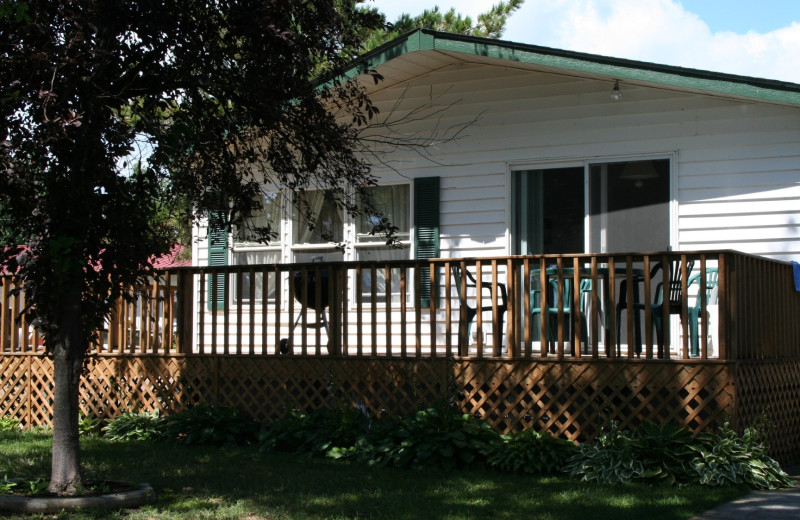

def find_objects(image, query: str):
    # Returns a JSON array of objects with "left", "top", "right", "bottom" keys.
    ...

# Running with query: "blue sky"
[
  {"left": 681, "top": 0, "right": 799, "bottom": 33},
  {"left": 367, "top": 0, "right": 800, "bottom": 82}
]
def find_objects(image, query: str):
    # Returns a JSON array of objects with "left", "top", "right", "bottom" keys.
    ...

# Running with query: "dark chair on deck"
[
  {"left": 616, "top": 260, "right": 694, "bottom": 357},
  {"left": 652, "top": 260, "right": 694, "bottom": 357},
  {"left": 451, "top": 265, "right": 508, "bottom": 350}
]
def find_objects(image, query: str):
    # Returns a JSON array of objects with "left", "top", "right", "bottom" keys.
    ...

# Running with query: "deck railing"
[{"left": 2, "top": 250, "right": 800, "bottom": 361}]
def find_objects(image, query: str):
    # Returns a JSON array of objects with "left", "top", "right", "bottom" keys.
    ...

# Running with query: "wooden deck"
[
  {"left": 2, "top": 250, "right": 800, "bottom": 464},
  {"left": 6, "top": 250, "right": 797, "bottom": 361}
]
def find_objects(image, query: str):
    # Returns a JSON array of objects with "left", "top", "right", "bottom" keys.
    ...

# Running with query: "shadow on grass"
[{"left": 1, "top": 432, "right": 748, "bottom": 520}]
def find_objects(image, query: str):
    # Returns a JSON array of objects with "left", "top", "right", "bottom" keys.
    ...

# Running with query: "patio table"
[{"left": 531, "top": 265, "right": 645, "bottom": 355}]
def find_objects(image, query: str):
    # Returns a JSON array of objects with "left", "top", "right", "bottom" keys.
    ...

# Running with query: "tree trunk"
[{"left": 48, "top": 287, "right": 84, "bottom": 494}]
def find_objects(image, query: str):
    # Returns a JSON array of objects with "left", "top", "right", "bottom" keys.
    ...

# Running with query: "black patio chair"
[{"left": 451, "top": 264, "right": 508, "bottom": 352}]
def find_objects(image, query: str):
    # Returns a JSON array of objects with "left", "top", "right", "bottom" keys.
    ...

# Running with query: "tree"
[
  {"left": 360, "top": 0, "right": 524, "bottom": 51},
  {"left": 0, "top": 0, "right": 384, "bottom": 493}
]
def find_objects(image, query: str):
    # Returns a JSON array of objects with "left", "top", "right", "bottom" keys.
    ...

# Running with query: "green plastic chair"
[
  {"left": 531, "top": 271, "right": 591, "bottom": 354},
  {"left": 687, "top": 268, "right": 718, "bottom": 356}
]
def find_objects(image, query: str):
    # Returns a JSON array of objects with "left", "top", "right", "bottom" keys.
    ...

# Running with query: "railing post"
[
  {"left": 717, "top": 253, "right": 730, "bottom": 360},
  {"left": 176, "top": 269, "right": 195, "bottom": 354},
  {"left": 506, "top": 258, "right": 516, "bottom": 358},
  {"left": 328, "top": 263, "right": 342, "bottom": 356},
  {"left": 1, "top": 277, "right": 9, "bottom": 352}
]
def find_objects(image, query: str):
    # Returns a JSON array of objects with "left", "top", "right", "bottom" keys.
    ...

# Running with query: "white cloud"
[
  {"left": 369, "top": 0, "right": 800, "bottom": 83},
  {"left": 503, "top": 0, "right": 800, "bottom": 82}
]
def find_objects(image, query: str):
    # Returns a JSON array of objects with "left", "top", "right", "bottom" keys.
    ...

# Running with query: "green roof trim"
[{"left": 346, "top": 29, "right": 800, "bottom": 106}]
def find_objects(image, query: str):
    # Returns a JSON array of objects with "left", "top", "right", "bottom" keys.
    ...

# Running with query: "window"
[
  {"left": 355, "top": 184, "right": 411, "bottom": 304},
  {"left": 236, "top": 192, "right": 282, "bottom": 245},
  {"left": 233, "top": 192, "right": 282, "bottom": 304},
  {"left": 512, "top": 158, "right": 670, "bottom": 254},
  {"left": 292, "top": 189, "right": 344, "bottom": 263},
  {"left": 588, "top": 160, "right": 670, "bottom": 253},
  {"left": 293, "top": 189, "right": 344, "bottom": 245},
  {"left": 356, "top": 184, "right": 411, "bottom": 243}
]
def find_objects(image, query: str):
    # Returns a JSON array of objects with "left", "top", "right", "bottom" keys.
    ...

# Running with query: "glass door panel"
[
  {"left": 589, "top": 159, "right": 670, "bottom": 253},
  {"left": 512, "top": 167, "right": 584, "bottom": 255}
]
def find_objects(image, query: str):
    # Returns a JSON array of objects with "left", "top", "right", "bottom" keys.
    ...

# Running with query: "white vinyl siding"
[{"left": 362, "top": 59, "right": 800, "bottom": 261}]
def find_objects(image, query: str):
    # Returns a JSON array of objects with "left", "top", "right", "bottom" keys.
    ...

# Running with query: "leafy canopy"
[
  {"left": 0, "top": 0, "right": 384, "bottom": 341},
  {"left": 0, "top": 0, "right": 383, "bottom": 493},
  {"left": 360, "top": 0, "right": 525, "bottom": 51}
]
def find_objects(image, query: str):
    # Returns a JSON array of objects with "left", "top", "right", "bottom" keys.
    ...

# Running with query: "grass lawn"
[{"left": 0, "top": 430, "right": 749, "bottom": 520}]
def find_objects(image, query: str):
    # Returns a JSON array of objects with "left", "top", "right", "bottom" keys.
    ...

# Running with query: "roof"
[
  {"left": 152, "top": 245, "right": 191, "bottom": 269},
  {"left": 339, "top": 29, "right": 800, "bottom": 107},
  {"left": 1, "top": 245, "right": 191, "bottom": 274}
]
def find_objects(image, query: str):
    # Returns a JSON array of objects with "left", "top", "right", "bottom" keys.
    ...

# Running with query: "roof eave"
[{"left": 340, "top": 29, "right": 800, "bottom": 107}]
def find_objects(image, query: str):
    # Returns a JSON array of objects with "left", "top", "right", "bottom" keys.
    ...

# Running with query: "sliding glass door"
[
  {"left": 512, "top": 166, "right": 585, "bottom": 255},
  {"left": 512, "top": 159, "right": 670, "bottom": 255}
]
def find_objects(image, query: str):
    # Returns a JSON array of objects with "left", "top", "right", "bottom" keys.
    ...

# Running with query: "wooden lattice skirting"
[{"left": 2, "top": 354, "right": 798, "bottom": 465}]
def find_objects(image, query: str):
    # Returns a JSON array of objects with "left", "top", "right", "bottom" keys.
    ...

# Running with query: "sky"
[{"left": 367, "top": 0, "right": 800, "bottom": 83}]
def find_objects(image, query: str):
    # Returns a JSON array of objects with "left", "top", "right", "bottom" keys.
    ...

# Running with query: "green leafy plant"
[
  {"left": 26, "top": 478, "right": 49, "bottom": 496},
  {"left": 370, "top": 406, "right": 500, "bottom": 471},
  {"left": 693, "top": 422, "right": 793, "bottom": 490},
  {"left": 487, "top": 428, "right": 578, "bottom": 474},
  {"left": 564, "top": 421, "right": 645, "bottom": 484},
  {"left": 102, "top": 410, "right": 164, "bottom": 441},
  {"left": 162, "top": 405, "right": 260, "bottom": 445},
  {"left": 78, "top": 412, "right": 102, "bottom": 437},
  {"left": 0, "top": 475, "right": 18, "bottom": 494},
  {"left": 0, "top": 415, "right": 21, "bottom": 432},
  {"left": 627, "top": 420, "right": 699, "bottom": 484},
  {"left": 565, "top": 420, "right": 793, "bottom": 490},
  {"left": 261, "top": 406, "right": 381, "bottom": 458}
]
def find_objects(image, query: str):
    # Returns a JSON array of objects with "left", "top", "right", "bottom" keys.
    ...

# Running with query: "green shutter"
[
  {"left": 207, "top": 211, "right": 228, "bottom": 310},
  {"left": 414, "top": 177, "right": 440, "bottom": 308}
]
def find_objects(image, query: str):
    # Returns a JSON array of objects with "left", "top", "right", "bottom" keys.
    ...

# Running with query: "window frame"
[{"left": 508, "top": 153, "right": 676, "bottom": 255}]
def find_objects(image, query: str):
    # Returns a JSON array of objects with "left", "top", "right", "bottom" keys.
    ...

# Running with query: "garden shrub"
[
  {"left": 0, "top": 416, "right": 21, "bottom": 432},
  {"left": 693, "top": 422, "right": 793, "bottom": 489},
  {"left": 564, "top": 421, "right": 645, "bottom": 484},
  {"left": 78, "top": 412, "right": 103, "bottom": 436},
  {"left": 487, "top": 429, "right": 578, "bottom": 474},
  {"left": 101, "top": 410, "right": 164, "bottom": 441},
  {"left": 162, "top": 405, "right": 260, "bottom": 445},
  {"left": 368, "top": 406, "right": 501, "bottom": 471},
  {"left": 564, "top": 420, "right": 793, "bottom": 490},
  {"left": 262, "top": 405, "right": 500, "bottom": 471},
  {"left": 261, "top": 407, "right": 382, "bottom": 458}
]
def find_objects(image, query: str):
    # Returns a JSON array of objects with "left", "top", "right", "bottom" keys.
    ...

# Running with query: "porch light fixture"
[{"left": 610, "top": 79, "right": 622, "bottom": 101}]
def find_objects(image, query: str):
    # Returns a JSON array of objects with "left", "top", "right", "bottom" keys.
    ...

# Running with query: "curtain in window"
[
  {"left": 293, "top": 190, "right": 342, "bottom": 244},
  {"left": 237, "top": 192, "right": 282, "bottom": 244},
  {"left": 357, "top": 185, "right": 410, "bottom": 242}
]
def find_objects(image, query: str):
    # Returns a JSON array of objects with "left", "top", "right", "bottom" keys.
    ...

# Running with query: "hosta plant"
[
  {"left": 163, "top": 405, "right": 260, "bottom": 445},
  {"left": 693, "top": 422, "right": 794, "bottom": 490},
  {"left": 487, "top": 428, "right": 578, "bottom": 474},
  {"left": 78, "top": 412, "right": 103, "bottom": 436},
  {"left": 261, "top": 406, "right": 382, "bottom": 458},
  {"left": 564, "top": 421, "right": 645, "bottom": 484},
  {"left": 369, "top": 406, "right": 501, "bottom": 471},
  {"left": 564, "top": 420, "right": 794, "bottom": 490},
  {"left": 0, "top": 416, "right": 21, "bottom": 432},
  {"left": 102, "top": 410, "right": 164, "bottom": 441}
]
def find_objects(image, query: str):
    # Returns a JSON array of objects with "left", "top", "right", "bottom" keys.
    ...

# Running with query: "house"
[
  {"left": 196, "top": 29, "right": 800, "bottom": 267},
  {"left": 188, "top": 29, "right": 800, "bottom": 356},
  {"left": 5, "top": 30, "right": 800, "bottom": 461}
]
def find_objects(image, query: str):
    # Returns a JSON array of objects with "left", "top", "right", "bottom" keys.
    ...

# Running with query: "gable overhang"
[{"left": 336, "top": 29, "right": 800, "bottom": 108}]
